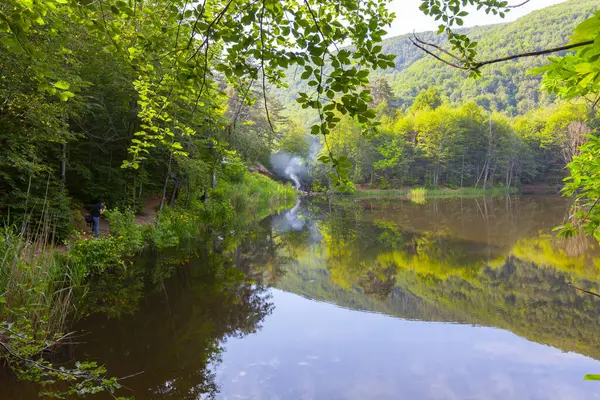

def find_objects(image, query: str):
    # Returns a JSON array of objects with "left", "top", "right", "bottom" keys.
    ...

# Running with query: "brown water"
[{"left": 4, "top": 195, "right": 600, "bottom": 399}]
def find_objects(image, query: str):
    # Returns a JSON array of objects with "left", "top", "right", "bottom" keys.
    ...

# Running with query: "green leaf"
[
  {"left": 584, "top": 374, "right": 600, "bottom": 381},
  {"left": 58, "top": 91, "right": 75, "bottom": 101},
  {"left": 54, "top": 81, "right": 70, "bottom": 90}
]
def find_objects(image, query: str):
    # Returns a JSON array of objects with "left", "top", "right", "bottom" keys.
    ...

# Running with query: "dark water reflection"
[{"left": 4, "top": 195, "right": 600, "bottom": 399}]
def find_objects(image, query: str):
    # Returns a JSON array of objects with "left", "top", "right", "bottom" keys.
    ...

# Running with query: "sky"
[{"left": 385, "top": 0, "right": 568, "bottom": 37}]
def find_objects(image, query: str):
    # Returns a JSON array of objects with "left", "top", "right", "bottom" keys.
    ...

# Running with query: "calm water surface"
[{"left": 4, "top": 195, "right": 600, "bottom": 399}]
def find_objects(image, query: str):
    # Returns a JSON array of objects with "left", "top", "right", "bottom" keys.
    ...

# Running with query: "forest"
[
  {"left": 1, "top": 0, "right": 600, "bottom": 397},
  {"left": 311, "top": 86, "right": 594, "bottom": 189}
]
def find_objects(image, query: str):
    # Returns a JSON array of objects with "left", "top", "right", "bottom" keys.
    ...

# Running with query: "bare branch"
[
  {"left": 413, "top": 32, "right": 463, "bottom": 62},
  {"left": 507, "top": 0, "right": 533, "bottom": 8},
  {"left": 412, "top": 32, "right": 593, "bottom": 71},
  {"left": 408, "top": 38, "right": 468, "bottom": 70},
  {"left": 570, "top": 284, "right": 600, "bottom": 299},
  {"left": 474, "top": 40, "right": 594, "bottom": 68}
]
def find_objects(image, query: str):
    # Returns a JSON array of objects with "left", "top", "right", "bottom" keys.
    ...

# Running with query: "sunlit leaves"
[
  {"left": 557, "top": 135, "right": 600, "bottom": 242},
  {"left": 0, "top": 0, "right": 398, "bottom": 187}
]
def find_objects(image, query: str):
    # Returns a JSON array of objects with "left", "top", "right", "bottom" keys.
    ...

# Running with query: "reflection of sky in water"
[{"left": 215, "top": 290, "right": 600, "bottom": 400}]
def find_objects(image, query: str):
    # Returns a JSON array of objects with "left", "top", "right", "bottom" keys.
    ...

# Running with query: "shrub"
[
  {"left": 105, "top": 208, "right": 144, "bottom": 254},
  {"left": 222, "top": 155, "right": 247, "bottom": 183},
  {"left": 68, "top": 236, "right": 127, "bottom": 275}
]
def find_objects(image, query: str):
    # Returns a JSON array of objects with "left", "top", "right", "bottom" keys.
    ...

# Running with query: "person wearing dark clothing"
[{"left": 90, "top": 201, "right": 105, "bottom": 237}]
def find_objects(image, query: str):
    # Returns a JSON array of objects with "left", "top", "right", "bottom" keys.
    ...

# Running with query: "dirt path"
[{"left": 135, "top": 197, "right": 161, "bottom": 225}]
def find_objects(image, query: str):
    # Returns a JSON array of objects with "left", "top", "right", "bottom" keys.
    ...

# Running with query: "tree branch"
[
  {"left": 413, "top": 33, "right": 463, "bottom": 62},
  {"left": 508, "top": 0, "right": 533, "bottom": 8},
  {"left": 304, "top": 0, "right": 340, "bottom": 52},
  {"left": 570, "top": 284, "right": 600, "bottom": 299},
  {"left": 408, "top": 38, "right": 468, "bottom": 70},
  {"left": 187, "top": 0, "right": 234, "bottom": 62},
  {"left": 260, "top": 0, "right": 275, "bottom": 133},
  {"left": 473, "top": 40, "right": 594, "bottom": 68},
  {"left": 412, "top": 33, "right": 594, "bottom": 71}
]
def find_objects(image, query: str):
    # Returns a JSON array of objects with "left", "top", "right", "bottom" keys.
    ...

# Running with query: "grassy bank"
[
  {"left": 0, "top": 173, "right": 296, "bottom": 398},
  {"left": 348, "top": 186, "right": 520, "bottom": 201}
]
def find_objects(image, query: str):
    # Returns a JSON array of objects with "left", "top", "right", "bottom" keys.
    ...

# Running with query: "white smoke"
[
  {"left": 270, "top": 135, "right": 322, "bottom": 190},
  {"left": 270, "top": 153, "right": 306, "bottom": 190},
  {"left": 284, "top": 163, "right": 301, "bottom": 190}
]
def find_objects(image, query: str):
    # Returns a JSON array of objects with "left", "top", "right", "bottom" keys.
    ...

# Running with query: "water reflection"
[
  {"left": 4, "top": 195, "right": 600, "bottom": 399},
  {"left": 271, "top": 197, "right": 600, "bottom": 359},
  {"left": 74, "top": 238, "right": 274, "bottom": 399}
]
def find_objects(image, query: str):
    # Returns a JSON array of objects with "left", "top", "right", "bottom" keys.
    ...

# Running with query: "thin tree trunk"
[
  {"left": 460, "top": 151, "right": 465, "bottom": 188},
  {"left": 60, "top": 143, "right": 67, "bottom": 191},
  {"left": 156, "top": 152, "right": 173, "bottom": 227},
  {"left": 482, "top": 113, "right": 493, "bottom": 189}
]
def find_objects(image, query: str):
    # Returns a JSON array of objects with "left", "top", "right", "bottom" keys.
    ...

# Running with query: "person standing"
[{"left": 90, "top": 201, "right": 105, "bottom": 237}]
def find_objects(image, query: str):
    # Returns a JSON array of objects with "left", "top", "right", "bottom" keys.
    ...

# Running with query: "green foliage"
[
  {"left": 275, "top": 0, "right": 598, "bottom": 116},
  {"left": 0, "top": 225, "right": 127, "bottom": 398},
  {"left": 322, "top": 97, "right": 586, "bottom": 190},
  {"left": 105, "top": 208, "right": 145, "bottom": 254},
  {"left": 147, "top": 207, "right": 201, "bottom": 250},
  {"left": 1, "top": 313, "right": 126, "bottom": 399},
  {"left": 68, "top": 236, "right": 128, "bottom": 275},
  {"left": 558, "top": 135, "right": 600, "bottom": 241},
  {"left": 411, "top": 87, "right": 442, "bottom": 111},
  {"left": 408, "top": 187, "right": 426, "bottom": 204}
]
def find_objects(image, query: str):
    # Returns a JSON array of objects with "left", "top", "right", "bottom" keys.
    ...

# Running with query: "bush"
[
  {"left": 105, "top": 208, "right": 144, "bottom": 254},
  {"left": 68, "top": 235, "right": 127, "bottom": 275},
  {"left": 378, "top": 176, "right": 391, "bottom": 189},
  {"left": 222, "top": 156, "right": 247, "bottom": 183},
  {"left": 146, "top": 207, "right": 201, "bottom": 249}
]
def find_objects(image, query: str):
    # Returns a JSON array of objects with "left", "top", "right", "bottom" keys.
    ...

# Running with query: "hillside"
[{"left": 275, "top": 0, "right": 600, "bottom": 117}]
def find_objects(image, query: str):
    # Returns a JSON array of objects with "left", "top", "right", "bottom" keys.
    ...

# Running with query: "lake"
[{"left": 3, "top": 195, "right": 600, "bottom": 399}]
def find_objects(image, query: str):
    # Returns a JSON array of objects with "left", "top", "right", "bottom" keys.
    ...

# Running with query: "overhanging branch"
[
  {"left": 507, "top": 0, "right": 533, "bottom": 8},
  {"left": 411, "top": 32, "right": 594, "bottom": 72},
  {"left": 408, "top": 37, "right": 468, "bottom": 70},
  {"left": 473, "top": 40, "right": 594, "bottom": 68}
]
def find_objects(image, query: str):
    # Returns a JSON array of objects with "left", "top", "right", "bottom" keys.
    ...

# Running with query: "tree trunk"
[
  {"left": 156, "top": 152, "right": 173, "bottom": 227},
  {"left": 60, "top": 143, "right": 67, "bottom": 191}
]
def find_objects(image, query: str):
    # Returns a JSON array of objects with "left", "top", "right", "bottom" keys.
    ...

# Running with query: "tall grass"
[
  {"left": 0, "top": 226, "right": 81, "bottom": 335},
  {"left": 223, "top": 172, "right": 296, "bottom": 212},
  {"left": 408, "top": 187, "right": 426, "bottom": 204}
]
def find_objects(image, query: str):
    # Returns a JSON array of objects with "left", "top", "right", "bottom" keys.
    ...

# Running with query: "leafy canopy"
[{"left": 0, "top": 0, "right": 396, "bottom": 187}]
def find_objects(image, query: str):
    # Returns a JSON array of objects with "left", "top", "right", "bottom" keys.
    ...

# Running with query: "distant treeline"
[{"left": 313, "top": 85, "right": 595, "bottom": 190}]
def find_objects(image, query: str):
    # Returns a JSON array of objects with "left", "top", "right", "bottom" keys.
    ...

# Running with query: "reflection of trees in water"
[
  {"left": 267, "top": 198, "right": 600, "bottom": 360},
  {"left": 74, "top": 232, "right": 274, "bottom": 399}
]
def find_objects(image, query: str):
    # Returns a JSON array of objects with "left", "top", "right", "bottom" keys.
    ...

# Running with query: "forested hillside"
[{"left": 275, "top": 0, "right": 600, "bottom": 116}]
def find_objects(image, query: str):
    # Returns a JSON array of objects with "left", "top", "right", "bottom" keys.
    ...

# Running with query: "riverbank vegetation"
[{"left": 345, "top": 186, "right": 520, "bottom": 201}]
